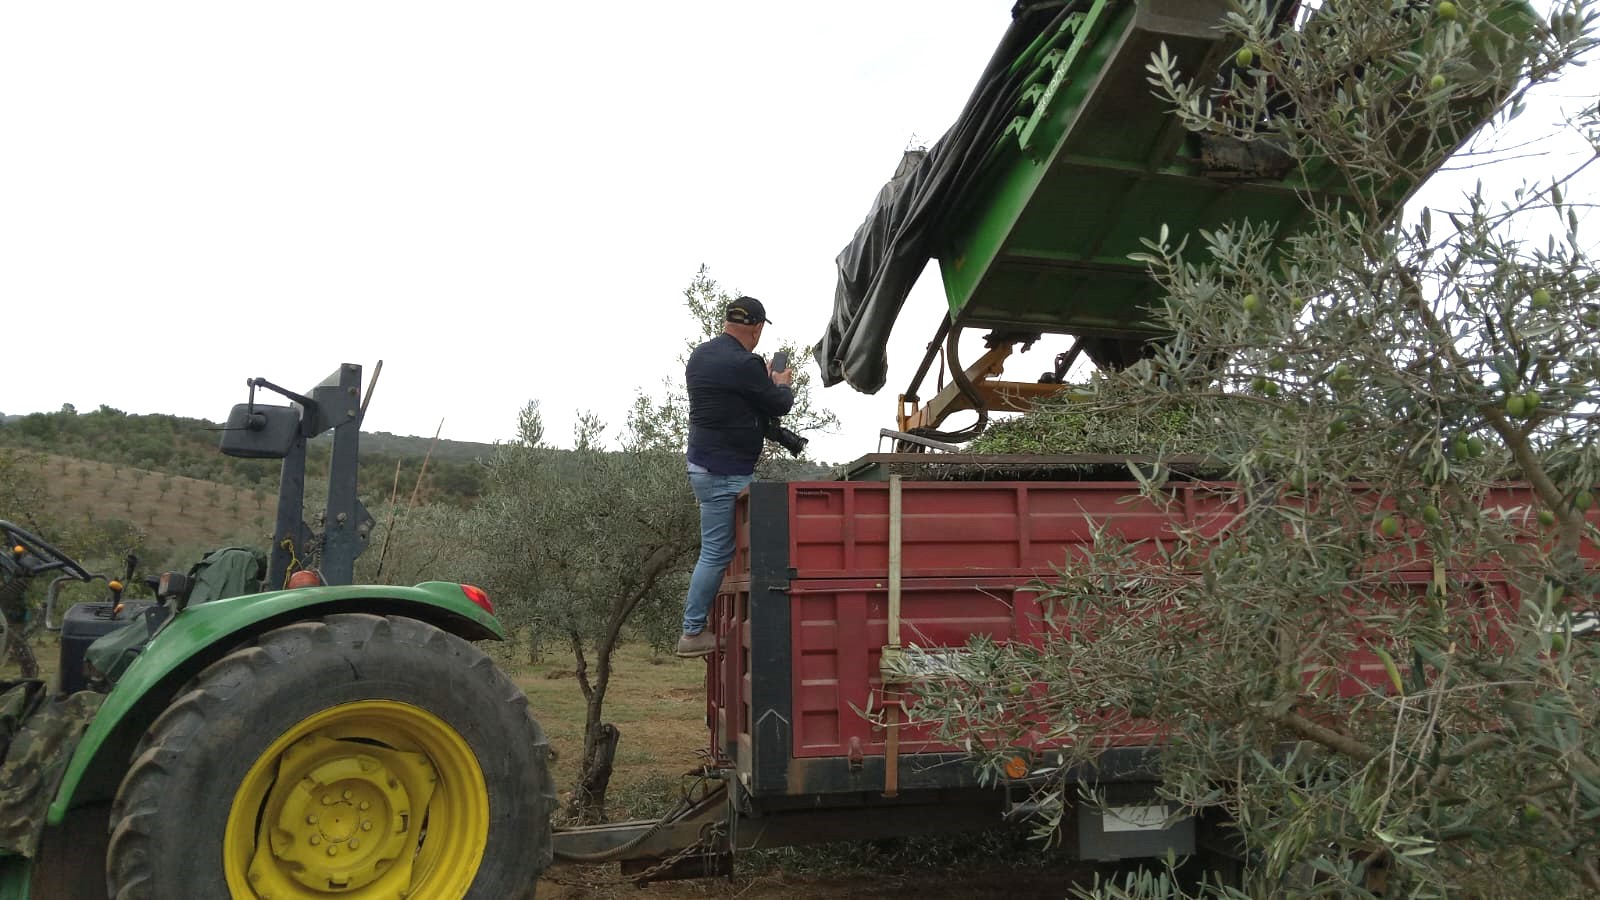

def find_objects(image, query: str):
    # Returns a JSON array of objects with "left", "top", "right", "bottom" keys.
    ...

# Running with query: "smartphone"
[{"left": 770, "top": 351, "right": 790, "bottom": 373}]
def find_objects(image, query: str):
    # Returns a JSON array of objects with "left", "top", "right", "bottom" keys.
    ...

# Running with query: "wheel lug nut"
[
  {"left": 310, "top": 836, "right": 321, "bottom": 846},
  {"left": 306, "top": 815, "right": 318, "bottom": 825},
  {"left": 348, "top": 838, "right": 360, "bottom": 849},
  {"left": 322, "top": 796, "right": 335, "bottom": 806},
  {"left": 361, "top": 821, "right": 373, "bottom": 831},
  {"left": 359, "top": 801, "right": 370, "bottom": 810},
  {"left": 342, "top": 790, "right": 352, "bottom": 800},
  {"left": 327, "top": 845, "right": 338, "bottom": 856}
]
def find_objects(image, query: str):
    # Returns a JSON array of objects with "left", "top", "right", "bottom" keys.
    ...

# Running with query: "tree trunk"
[
  {"left": 566, "top": 629, "right": 621, "bottom": 824},
  {"left": 562, "top": 555, "right": 691, "bottom": 823},
  {"left": 569, "top": 722, "right": 620, "bottom": 824}
]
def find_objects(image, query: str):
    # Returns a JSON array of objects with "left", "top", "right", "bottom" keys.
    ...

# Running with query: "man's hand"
[{"left": 769, "top": 364, "right": 793, "bottom": 387}]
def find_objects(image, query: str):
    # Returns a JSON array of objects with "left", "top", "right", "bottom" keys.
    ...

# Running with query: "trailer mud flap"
[{"left": 0, "top": 689, "right": 103, "bottom": 857}]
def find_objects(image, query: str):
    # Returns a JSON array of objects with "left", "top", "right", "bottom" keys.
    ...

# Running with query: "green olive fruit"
[
  {"left": 1538, "top": 508, "right": 1557, "bottom": 527},
  {"left": 1531, "top": 287, "right": 1552, "bottom": 309},
  {"left": 1429, "top": 74, "right": 1447, "bottom": 91},
  {"left": 1523, "top": 390, "right": 1540, "bottom": 412},
  {"left": 1330, "top": 364, "right": 1355, "bottom": 396},
  {"left": 1236, "top": 47, "right": 1255, "bottom": 68},
  {"left": 1574, "top": 490, "right": 1594, "bottom": 511},
  {"left": 1242, "top": 292, "right": 1261, "bottom": 313},
  {"left": 1506, "top": 394, "right": 1527, "bottom": 417},
  {"left": 1467, "top": 436, "right": 1487, "bottom": 458},
  {"left": 1422, "top": 505, "right": 1441, "bottom": 525},
  {"left": 1379, "top": 515, "right": 1401, "bottom": 537}
]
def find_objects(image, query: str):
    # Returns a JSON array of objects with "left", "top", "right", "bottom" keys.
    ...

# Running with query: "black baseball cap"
[{"left": 725, "top": 296, "right": 772, "bottom": 325}]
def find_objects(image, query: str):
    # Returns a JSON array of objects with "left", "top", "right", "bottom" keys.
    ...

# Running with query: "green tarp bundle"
[{"left": 83, "top": 546, "right": 265, "bottom": 687}]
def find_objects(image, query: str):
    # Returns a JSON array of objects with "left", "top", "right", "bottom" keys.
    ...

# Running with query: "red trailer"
[
  {"left": 704, "top": 468, "right": 1201, "bottom": 866},
  {"left": 550, "top": 456, "right": 1598, "bottom": 881}
]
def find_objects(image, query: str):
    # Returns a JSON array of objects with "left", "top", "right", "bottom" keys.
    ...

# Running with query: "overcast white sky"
[{"left": 3, "top": 2, "right": 1595, "bottom": 465}]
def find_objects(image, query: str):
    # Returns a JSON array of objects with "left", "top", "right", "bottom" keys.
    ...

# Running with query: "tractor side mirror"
[
  {"left": 219, "top": 403, "right": 301, "bottom": 459},
  {"left": 157, "top": 571, "right": 193, "bottom": 609}
]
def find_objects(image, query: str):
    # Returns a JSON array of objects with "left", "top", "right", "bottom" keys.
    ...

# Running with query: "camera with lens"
[
  {"left": 762, "top": 350, "right": 807, "bottom": 457},
  {"left": 764, "top": 419, "right": 808, "bottom": 457}
]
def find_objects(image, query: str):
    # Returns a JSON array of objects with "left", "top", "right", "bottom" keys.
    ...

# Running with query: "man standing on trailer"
[{"left": 676, "top": 297, "right": 793, "bottom": 657}]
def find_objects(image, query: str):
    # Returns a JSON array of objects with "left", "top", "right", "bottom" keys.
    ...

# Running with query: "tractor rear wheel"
[{"left": 106, "top": 613, "right": 554, "bottom": 899}]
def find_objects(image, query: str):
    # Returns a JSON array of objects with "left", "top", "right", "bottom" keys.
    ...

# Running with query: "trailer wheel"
[{"left": 106, "top": 613, "right": 554, "bottom": 900}]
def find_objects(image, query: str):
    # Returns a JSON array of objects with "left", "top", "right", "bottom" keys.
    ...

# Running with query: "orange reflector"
[
  {"left": 113, "top": 603, "right": 124, "bottom": 616},
  {"left": 9, "top": 545, "right": 21, "bottom": 557},
  {"left": 461, "top": 584, "right": 493, "bottom": 614},
  {"left": 286, "top": 570, "right": 322, "bottom": 589},
  {"left": 1003, "top": 755, "right": 1030, "bottom": 780},
  {"left": 108, "top": 580, "right": 124, "bottom": 592}
]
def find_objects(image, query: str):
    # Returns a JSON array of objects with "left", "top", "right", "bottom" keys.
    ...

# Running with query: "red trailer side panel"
[{"left": 709, "top": 479, "right": 1597, "bottom": 800}]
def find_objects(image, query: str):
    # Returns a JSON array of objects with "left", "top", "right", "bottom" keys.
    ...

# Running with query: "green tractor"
[{"left": 0, "top": 364, "right": 554, "bottom": 899}]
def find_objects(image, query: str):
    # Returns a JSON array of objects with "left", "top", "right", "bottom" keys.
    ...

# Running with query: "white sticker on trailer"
[
  {"left": 891, "top": 646, "right": 970, "bottom": 678},
  {"left": 1103, "top": 805, "right": 1170, "bottom": 832}
]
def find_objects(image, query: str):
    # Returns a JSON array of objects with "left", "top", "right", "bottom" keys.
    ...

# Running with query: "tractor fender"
[{"left": 46, "top": 581, "right": 506, "bottom": 825}]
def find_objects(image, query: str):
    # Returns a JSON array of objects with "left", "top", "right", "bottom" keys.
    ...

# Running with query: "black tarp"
[{"left": 814, "top": 2, "right": 1079, "bottom": 395}]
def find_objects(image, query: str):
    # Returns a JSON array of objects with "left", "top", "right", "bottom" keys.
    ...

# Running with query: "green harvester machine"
[{"left": 816, "top": 0, "right": 1537, "bottom": 447}]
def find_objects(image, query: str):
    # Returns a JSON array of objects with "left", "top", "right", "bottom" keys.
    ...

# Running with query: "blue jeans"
[{"left": 683, "top": 471, "right": 754, "bottom": 635}]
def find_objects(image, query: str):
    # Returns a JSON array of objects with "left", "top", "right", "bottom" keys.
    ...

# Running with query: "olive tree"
[
  {"left": 469, "top": 268, "right": 836, "bottom": 823},
  {"left": 900, "top": 2, "right": 1600, "bottom": 896},
  {"left": 469, "top": 402, "right": 698, "bottom": 823}
]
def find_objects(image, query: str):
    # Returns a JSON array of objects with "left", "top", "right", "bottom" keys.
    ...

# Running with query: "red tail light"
[{"left": 461, "top": 584, "right": 493, "bottom": 614}]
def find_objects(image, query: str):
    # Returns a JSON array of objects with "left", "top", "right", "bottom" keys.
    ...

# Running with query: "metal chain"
[
  {"left": 540, "top": 835, "right": 720, "bottom": 889},
  {"left": 542, "top": 768, "right": 729, "bottom": 889}
]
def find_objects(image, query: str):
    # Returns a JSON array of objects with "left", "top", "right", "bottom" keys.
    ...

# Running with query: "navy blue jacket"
[{"left": 686, "top": 334, "right": 794, "bottom": 475}]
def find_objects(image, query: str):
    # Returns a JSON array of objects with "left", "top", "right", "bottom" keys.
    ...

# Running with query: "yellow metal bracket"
[{"left": 898, "top": 341, "right": 1077, "bottom": 435}]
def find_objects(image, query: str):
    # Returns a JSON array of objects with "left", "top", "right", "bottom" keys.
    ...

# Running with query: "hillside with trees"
[{"left": 0, "top": 405, "right": 488, "bottom": 504}]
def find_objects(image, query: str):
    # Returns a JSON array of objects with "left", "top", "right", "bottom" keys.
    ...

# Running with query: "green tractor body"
[
  {"left": 47, "top": 580, "right": 503, "bottom": 827},
  {"left": 0, "top": 364, "right": 554, "bottom": 899}
]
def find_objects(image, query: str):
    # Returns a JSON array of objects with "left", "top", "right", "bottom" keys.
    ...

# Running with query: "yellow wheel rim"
[{"left": 223, "top": 700, "right": 488, "bottom": 899}]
